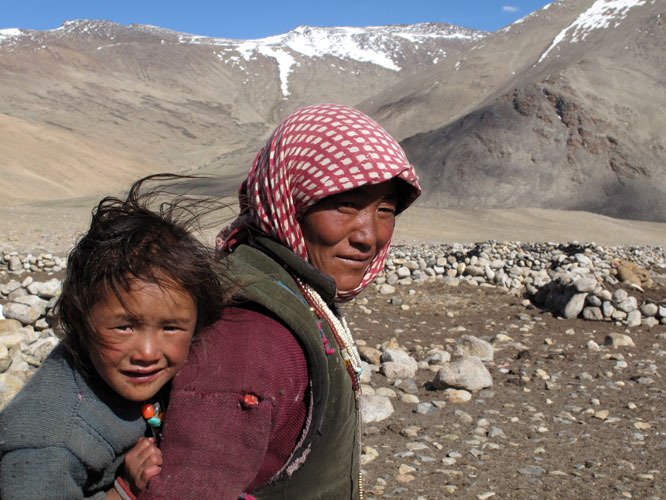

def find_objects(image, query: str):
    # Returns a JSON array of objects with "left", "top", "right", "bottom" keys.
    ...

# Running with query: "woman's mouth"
[
  {"left": 338, "top": 254, "right": 373, "bottom": 265},
  {"left": 338, "top": 256, "right": 374, "bottom": 275}
]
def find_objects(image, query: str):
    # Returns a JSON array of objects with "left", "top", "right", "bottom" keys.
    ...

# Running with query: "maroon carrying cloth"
[{"left": 138, "top": 306, "right": 308, "bottom": 500}]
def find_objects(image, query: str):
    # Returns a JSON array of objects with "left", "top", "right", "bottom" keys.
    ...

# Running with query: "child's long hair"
[{"left": 56, "top": 174, "right": 230, "bottom": 376}]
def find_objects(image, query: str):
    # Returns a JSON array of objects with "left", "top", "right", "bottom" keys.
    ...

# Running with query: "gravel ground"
[
  {"left": 1, "top": 202, "right": 665, "bottom": 500},
  {"left": 342, "top": 280, "right": 666, "bottom": 500}
]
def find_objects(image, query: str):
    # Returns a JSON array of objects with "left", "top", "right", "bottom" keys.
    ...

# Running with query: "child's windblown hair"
[{"left": 56, "top": 174, "right": 229, "bottom": 375}]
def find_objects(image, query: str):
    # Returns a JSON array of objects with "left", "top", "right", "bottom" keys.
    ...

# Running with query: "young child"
[{"left": 0, "top": 175, "right": 228, "bottom": 499}]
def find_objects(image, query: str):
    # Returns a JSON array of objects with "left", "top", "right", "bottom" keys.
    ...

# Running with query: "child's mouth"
[{"left": 121, "top": 368, "right": 164, "bottom": 381}]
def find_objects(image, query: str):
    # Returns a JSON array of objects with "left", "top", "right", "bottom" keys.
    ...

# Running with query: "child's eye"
[
  {"left": 113, "top": 325, "right": 133, "bottom": 333},
  {"left": 163, "top": 325, "right": 183, "bottom": 332}
]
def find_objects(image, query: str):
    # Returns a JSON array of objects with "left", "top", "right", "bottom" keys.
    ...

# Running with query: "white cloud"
[{"left": 503, "top": 6, "right": 520, "bottom": 12}]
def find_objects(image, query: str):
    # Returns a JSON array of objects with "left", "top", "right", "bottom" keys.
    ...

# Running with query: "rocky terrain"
[{"left": 1, "top": 238, "right": 665, "bottom": 499}]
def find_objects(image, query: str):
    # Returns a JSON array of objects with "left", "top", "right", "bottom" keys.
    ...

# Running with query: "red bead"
[
  {"left": 242, "top": 394, "right": 259, "bottom": 408},
  {"left": 141, "top": 404, "right": 155, "bottom": 419}
]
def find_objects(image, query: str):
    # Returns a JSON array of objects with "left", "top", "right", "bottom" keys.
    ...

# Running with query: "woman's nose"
[{"left": 349, "top": 210, "right": 378, "bottom": 249}]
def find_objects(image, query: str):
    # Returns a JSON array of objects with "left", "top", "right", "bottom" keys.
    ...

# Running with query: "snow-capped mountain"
[
  {"left": 1, "top": 0, "right": 663, "bottom": 221},
  {"left": 0, "top": 20, "right": 484, "bottom": 98},
  {"left": 377, "top": 0, "right": 666, "bottom": 221},
  {"left": 0, "top": 19, "right": 484, "bottom": 205},
  {"left": 536, "top": 0, "right": 649, "bottom": 63},
  {"left": 183, "top": 23, "right": 484, "bottom": 96}
]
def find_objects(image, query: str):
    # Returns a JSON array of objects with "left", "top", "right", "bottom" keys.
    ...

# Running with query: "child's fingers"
[
  {"left": 141, "top": 463, "right": 162, "bottom": 484},
  {"left": 126, "top": 437, "right": 154, "bottom": 457},
  {"left": 137, "top": 456, "right": 163, "bottom": 489},
  {"left": 132, "top": 442, "right": 162, "bottom": 465},
  {"left": 124, "top": 439, "right": 163, "bottom": 491},
  {"left": 138, "top": 446, "right": 163, "bottom": 468}
]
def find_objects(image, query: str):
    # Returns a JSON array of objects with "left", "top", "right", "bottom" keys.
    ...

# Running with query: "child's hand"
[{"left": 123, "top": 437, "right": 163, "bottom": 493}]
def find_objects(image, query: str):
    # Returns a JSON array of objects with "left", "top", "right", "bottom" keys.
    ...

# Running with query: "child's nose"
[{"left": 131, "top": 332, "right": 161, "bottom": 363}]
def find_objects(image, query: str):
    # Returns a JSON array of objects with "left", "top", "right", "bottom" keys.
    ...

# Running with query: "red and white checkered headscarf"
[{"left": 217, "top": 103, "right": 421, "bottom": 300}]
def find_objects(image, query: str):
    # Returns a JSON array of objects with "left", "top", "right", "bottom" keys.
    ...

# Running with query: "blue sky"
[{"left": 2, "top": 0, "right": 555, "bottom": 39}]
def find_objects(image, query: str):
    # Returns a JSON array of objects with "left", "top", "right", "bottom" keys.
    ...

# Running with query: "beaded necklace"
[
  {"left": 296, "top": 279, "right": 363, "bottom": 391},
  {"left": 296, "top": 278, "right": 366, "bottom": 499},
  {"left": 141, "top": 389, "right": 167, "bottom": 442}
]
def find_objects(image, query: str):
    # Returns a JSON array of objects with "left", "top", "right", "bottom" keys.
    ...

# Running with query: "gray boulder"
[
  {"left": 454, "top": 335, "right": 494, "bottom": 361},
  {"left": 432, "top": 356, "right": 493, "bottom": 393},
  {"left": 582, "top": 307, "right": 603, "bottom": 321},
  {"left": 616, "top": 297, "right": 638, "bottom": 313},
  {"left": 38, "top": 279, "right": 62, "bottom": 299},
  {"left": 360, "top": 395, "right": 394, "bottom": 423},
  {"left": 562, "top": 292, "right": 587, "bottom": 319},
  {"left": 3, "top": 303, "right": 41, "bottom": 325}
]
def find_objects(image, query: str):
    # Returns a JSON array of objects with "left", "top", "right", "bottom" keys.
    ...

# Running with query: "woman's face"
[{"left": 300, "top": 181, "right": 399, "bottom": 292}]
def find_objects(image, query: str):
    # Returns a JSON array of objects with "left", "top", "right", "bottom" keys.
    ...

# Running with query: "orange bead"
[
  {"left": 142, "top": 404, "right": 155, "bottom": 419},
  {"left": 242, "top": 394, "right": 259, "bottom": 408}
]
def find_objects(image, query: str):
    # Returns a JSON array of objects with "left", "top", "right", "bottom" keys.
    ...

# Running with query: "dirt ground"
[
  {"left": 1, "top": 202, "right": 665, "bottom": 499},
  {"left": 342, "top": 279, "right": 666, "bottom": 499}
]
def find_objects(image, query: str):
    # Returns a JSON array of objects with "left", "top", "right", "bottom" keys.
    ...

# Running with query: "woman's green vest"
[{"left": 226, "top": 236, "right": 361, "bottom": 500}]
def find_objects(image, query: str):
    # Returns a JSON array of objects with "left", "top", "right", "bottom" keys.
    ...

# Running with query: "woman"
[{"left": 140, "top": 104, "right": 420, "bottom": 500}]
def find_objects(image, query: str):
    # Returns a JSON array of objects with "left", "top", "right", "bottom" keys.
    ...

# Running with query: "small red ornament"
[
  {"left": 142, "top": 403, "right": 156, "bottom": 419},
  {"left": 242, "top": 394, "right": 259, "bottom": 408}
]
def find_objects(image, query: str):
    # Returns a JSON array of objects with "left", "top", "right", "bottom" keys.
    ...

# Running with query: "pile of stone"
[
  {"left": 1, "top": 251, "right": 65, "bottom": 275},
  {"left": 0, "top": 276, "right": 61, "bottom": 408},
  {"left": 1, "top": 240, "right": 664, "bottom": 410},
  {"left": 358, "top": 335, "right": 495, "bottom": 425},
  {"left": 375, "top": 241, "right": 665, "bottom": 327},
  {"left": 533, "top": 275, "right": 665, "bottom": 327}
]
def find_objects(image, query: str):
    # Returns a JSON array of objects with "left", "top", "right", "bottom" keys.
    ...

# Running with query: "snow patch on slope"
[
  {"left": 538, "top": 0, "right": 646, "bottom": 63},
  {"left": 0, "top": 28, "right": 23, "bottom": 44},
  {"left": 1, "top": 20, "right": 486, "bottom": 99},
  {"left": 179, "top": 24, "right": 485, "bottom": 97}
]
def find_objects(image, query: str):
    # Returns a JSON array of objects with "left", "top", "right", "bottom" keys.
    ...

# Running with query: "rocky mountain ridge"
[
  {"left": 1, "top": 0, "right": 664, "bottom": 223},
  {"left": 0, "top": 19, "right": 483, "bottom": 205},
  {"left": 372, "top": 0, "right": 666, "bottom": 221}
]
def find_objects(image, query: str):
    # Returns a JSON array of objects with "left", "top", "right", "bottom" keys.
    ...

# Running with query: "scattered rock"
[
  {"left": 605, "top": 333, "right": 635, "bottom": 348},
  {"left": 454, "top": 335, "right": 495, "bottom": 361},
  {"left": 432, "top": 356, "right": 493, "bottom": 392},
  {"left": 360, "top": 395, "right": 395, "bottom": 423}
]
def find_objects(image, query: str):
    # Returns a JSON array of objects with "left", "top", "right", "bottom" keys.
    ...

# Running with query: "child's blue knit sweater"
[{"left": 0, "top": 344, "right": 146, "bottom": 499}]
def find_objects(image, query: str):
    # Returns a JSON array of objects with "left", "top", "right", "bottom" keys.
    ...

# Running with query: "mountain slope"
[
  {"left": 0, "top": 21, "right": 483, "bottom": 205},
  {"left": 1, "top": 4, "right": 663, "bottom": 223},
  {"left": 386, "top": 0, "right": 666, "bottom": 221}
]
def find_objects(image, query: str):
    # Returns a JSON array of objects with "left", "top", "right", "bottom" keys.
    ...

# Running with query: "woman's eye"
[{"left": 337, "top": 201, "right": 357, "bottom": 210}]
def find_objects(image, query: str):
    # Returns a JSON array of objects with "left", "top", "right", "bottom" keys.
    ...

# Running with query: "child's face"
[{"left": 88, "top": 278, "right": 197, "bottom": 402}]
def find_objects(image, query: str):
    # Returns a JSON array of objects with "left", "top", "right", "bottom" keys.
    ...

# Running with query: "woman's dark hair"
[{"left": 56, "top": 174, "right": 230, "bottom": 375}]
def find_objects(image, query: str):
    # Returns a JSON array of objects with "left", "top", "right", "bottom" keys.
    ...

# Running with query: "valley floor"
[
  {"left": 344, "top": 279, "right": 666, "bottom": 500},
  {"left": 0, "top": 203, "right": 664, "bottom": 256},
  {"left": 0, "top": 200, "right": 664, "bottom": 499}
]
